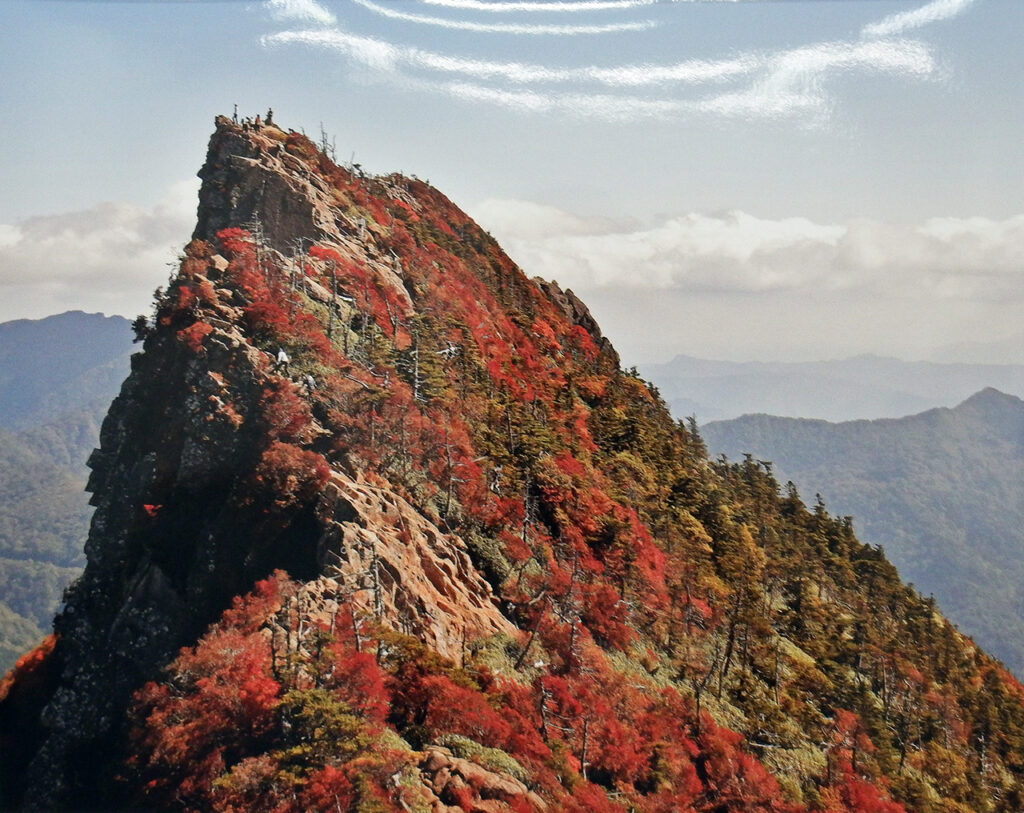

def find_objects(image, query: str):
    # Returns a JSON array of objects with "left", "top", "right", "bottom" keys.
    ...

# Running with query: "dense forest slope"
[
  {"left": 0, "top": 313, "right": 132, "bottom": 672},
  {"left": 4, "top": 116, "right": 1024, "bottom": 812},
  {"left": 640, "top": 354, "right": 1024, "bottom": 423},
  {"left": 703, "top": 389, "right": 1024, "bottom": 677}
]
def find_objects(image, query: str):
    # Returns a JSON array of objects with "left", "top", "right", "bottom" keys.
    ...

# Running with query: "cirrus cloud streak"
[
  {"left": 864, "top": 0, "right": 976, "bottom": 38},
  {"left": 350, "top": 0, "right": 655, "bottom": 34},
  {"left": 417, "top": 0, "right": 736, "bottom": 12},
  {"left": 261, "top": 0, "right": 972, "bottom": 122},
  {"left": 264, "top": 27, "right": 760, "bottom": 86},
  {"left": 265, "top": 0, "right": 336, "bottom": 26},
  {"left": 263, "top": 26, "right": 938, "bottom": 121}
]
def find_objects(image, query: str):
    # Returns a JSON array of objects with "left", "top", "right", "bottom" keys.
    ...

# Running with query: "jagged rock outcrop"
[
  {"left": 20, "top": 289, "right": 276, "bottom": 807},
  {"left": 532, "top": 278, "right": 617, "bottom": 365},
  {"left": 194, "top": 118, "right": 332, "bottom": 252},
  {"left": 319, "top": 473, "right": 514, "bottom": 661},
  {"left": 418, "top": 747, "right": 548, "bottom": 812}
]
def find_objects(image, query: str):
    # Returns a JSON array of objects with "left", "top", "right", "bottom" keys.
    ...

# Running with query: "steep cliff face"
[
  {"left": 193, "top": 121, "right": 332, "bottom": 251},
  {"left": 5, "top": 116, "right": 1024, "bottom": 812}
]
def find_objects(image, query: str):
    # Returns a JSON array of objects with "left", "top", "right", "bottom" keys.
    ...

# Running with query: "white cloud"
[
  {"left": 471, "top": 199, "right": 1024, "bottom": 302},
  {"left": 349, "top": 0, "right": 655, "bottom": 34},
  {"left": 436, "top": 80, "right": 684, "bottom": 119},
  {"left": 417, "top": 0, "right": 781, "bottom": 9},
  {"left": 265, "top": 0, "right": 336, "bottom": 27},
  {"left": 264, "top": 26, "right": 940, "bottom": 122},
  {"left": 0, "top": 180, "right": 199, "bottom": 322},
  {"left": 863, "top": 0, "right": 976, "bottom": 39},
  {"left": 413, "top": 48, "right": 760, "bottom": 87},
  {"left": 264, "top": 28, "right": 758, "bottom": 87},
  {"left": 696, "top": 38, "right": 936, "bottom": 121},
  {"left": 419, "top": 0, "right": 666, "bottom": 11}
]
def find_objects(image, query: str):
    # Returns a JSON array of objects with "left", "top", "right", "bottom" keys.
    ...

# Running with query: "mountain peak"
[
  {"left": 5, "top": 116, "right": 1024, "bottom": 811},
  {"left": 1, "top": 116, "right": 629, "bottom": 808},
  {"left": 194, "top": 114, "right": 343, "bottom": 252},
  {"left": 960, "top": 386, "right": 1022, "bottom": 407}
]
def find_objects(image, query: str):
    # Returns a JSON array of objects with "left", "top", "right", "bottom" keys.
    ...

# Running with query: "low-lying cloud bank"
[
  {"left": 0, "top": 180, "right": 198, "bottom": 322},
  {"left": 471, "top": 200, "right": 1024, "bottom": 302},
  {"left": 2, "top": 185, "right": 1020, "bottom": 364}
]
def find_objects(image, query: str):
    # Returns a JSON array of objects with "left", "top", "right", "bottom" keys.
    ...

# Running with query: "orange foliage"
[
  {"left": 177, "top": 320, "right": 214, "bottom": 353},
  {"left": 0, "top": 634, "right": 56, "bottom": 702},
  {"left": 251, "top": 441, "right": 330, "bottom": 508}
]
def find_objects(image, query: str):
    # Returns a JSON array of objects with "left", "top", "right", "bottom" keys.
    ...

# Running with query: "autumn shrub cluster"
[{"left": 126, "top": 574, "right": 815, "bottom": 813}]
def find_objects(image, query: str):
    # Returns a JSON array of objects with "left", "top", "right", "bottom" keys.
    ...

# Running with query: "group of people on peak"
[{"left": 233, "top": 105, "right": 274, "bottom": 132}]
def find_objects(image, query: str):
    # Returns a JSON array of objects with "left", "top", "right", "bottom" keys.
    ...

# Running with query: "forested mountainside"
[
  {"left": 639, "top": 354, "right": 1024, "bottom": 423},
  {"left": 703, "top": 389, "right": 1024, "bottom": 678},
  {"left": 0, "top": 313, "right": 132, "bottom": 672},
  {"left": 3, "top": 116, "right": 1024, "bottom": 812},
  {"left": 0, "top": 428, "right": 89, "bottom": 672}
]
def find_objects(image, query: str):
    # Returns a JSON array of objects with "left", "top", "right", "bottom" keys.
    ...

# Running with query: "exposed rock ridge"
[
  {"left": 533, "top": 277, "right": 618, "bottom": 366},
  {"left": 319, "top": 471, "right": 514, "bottom": 661},
  {"left": 6, "top": 113, "right": 1024, "bottom": 813},
  {"left": 11, "top": 120, "right": 517, "bottom": 808},
  {"left": 194, "top": 115, "right": 341, "bottom": 252},
  {"left": 418, "top": 746, "right": 548, "bottom": 812},
  {"left": 23, "top": 287, "right": 275, "bottom": 808}
]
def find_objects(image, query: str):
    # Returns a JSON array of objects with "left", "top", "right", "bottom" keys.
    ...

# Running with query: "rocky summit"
[{"left": 3, "top": 116, "right": 1024, "bottom": 812}]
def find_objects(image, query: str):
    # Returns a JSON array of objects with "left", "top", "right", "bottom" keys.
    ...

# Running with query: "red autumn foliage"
[
  {"left": 532, "top": 318, "right": 562, "bottom": 354},
  {"left": 216, "top": 226, "right": 254, "bottom": 258},
  {"left": 92, "top": 133, "right": 1006, "bottom": 813},
  {"left": 259, "top": 380, "right": 314, "bottom": 443},
  {"left": 175, "top": 284, "right": 198, "bottom": 313},
  {"left": 390, "top": 198, "right": 420, "bottom": 222},
  {"left": 0, "top": 634, "right": 56, "bottom": 703},
  {"left": 418, "top": 673, "right": 513, "bottom": 745},
  {"left": 308, "top": 244, "right": 410, "bottom": 343},
  {"left": 299, "top": 764, "right": 355, "bottom": 811},
  {"left": 216, "top": 228, "right": 332, "bottom": 357},
  {"left": 563, "top": 782, "right": 628, "bottom": 812},
  {"left": 569, "top": 324, "right": 600, "bottom": 362},
  {"left": 251, "top": 441, "right": 330, "bottom": 509},
  {"left": 577, "top": 581, "right": 632, "bottom": 650},
  {"left": 177, "top": 319, "right": 214, "bottom": 353},
  {"left": 820, "top": 770, "right": 907, "bottom": 813},
  {"left": 325, "top": 643, "right": 390, "bottom": 723},
  {"left": 204, "top": 169, "right": 793, "bottom": 812},
  {"left": 129, "top": 581, "right": 284, "bottom": 807},
  {"left": 695, "top": 724, "right": 798, "bottom": 812}
]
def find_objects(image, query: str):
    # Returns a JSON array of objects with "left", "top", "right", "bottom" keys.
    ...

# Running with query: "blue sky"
[{"left": 1, "top": 0, "right": 1022, "bottom": 364}]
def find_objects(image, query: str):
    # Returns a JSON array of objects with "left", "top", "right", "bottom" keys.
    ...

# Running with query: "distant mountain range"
[
  {"left": 702, "top": 388, "right": 1024, "bottom": 675},
  {"left": 639, "top": 353, "right": 1024, "bottom": 423},
  {"left": 0, "top": 311, "right": 132, "bottom": 671}
]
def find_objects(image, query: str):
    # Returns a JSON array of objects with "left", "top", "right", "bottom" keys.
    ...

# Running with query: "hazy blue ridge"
[
  {"left": 641, "top": 354, "right": 1024, "bottom": 423},
  {"left": 0, "top": 311, "right": 133, "bottom": 430}
]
